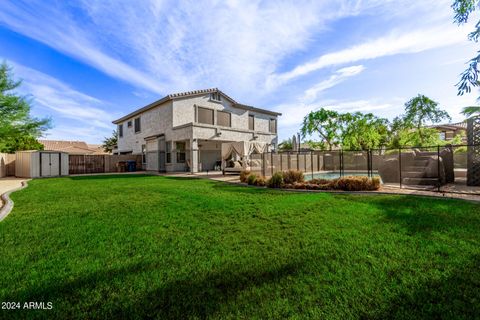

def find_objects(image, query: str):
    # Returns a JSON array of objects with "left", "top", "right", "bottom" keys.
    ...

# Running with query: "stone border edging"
[{"left": 0, "top": 180, "right": 28, "bottom": 222}]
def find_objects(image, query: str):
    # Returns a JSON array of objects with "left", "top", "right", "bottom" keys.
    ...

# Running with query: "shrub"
[
  {"left": 369, "top": 177, "right": 381, "bottom": 190},
  {"left": 334, "top": 176, "right": 380, "bottom": 191},
  {"left": 247, "top": 174, "right": 257, "bottom": 185},
  {"left": 293, "top": 182, "right": 306, "bottom": 189},
  {"left": 254, "top": 176, "right": 267, "bottom": 187},
  {"left": 282, "top": 170, "right": 305, "bottom": 184},
  {"left": 282, "top": 176, "right": 380, "bottom": 191},
  {"left": 310, "top": 178, "right": 331, "bottom": 185},
  {"left": 240, "top": 170, "right": 251, "bottom": 183},
  {"left": 267, "top": 172, "right": 284, "bottom": 188}
]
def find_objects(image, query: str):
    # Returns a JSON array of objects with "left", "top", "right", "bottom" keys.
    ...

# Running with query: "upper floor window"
[
  {"left": 118, "top": 124, "right": 123, "bottom": 138},
  {"left": 210, "top": 92, "right": 222, "bottom": 102},
  {"left": 439, "top": 132, "right": 446, "bottom": 141},
  {"left": 248, "top": 115, "right": 255, "bottom": 131},
  {"left": 217, "top": 110, "right": 231, "bottom": 127},
  {"left": 198, "top": 107, "right": 214, "bottom": 125},
  {"left": 134, "top": 117, "right": 141, "bottom": 133},
  {"left": 127, "top": 120, "right": 132, "bottom": 128},
  {"left": 269, "top": 119, "right": 277, "bottom": 133}
]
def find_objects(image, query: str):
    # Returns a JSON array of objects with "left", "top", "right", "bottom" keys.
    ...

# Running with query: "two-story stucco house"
[{"left": 112, "top": 88, "right": 281, "bottom": 173}]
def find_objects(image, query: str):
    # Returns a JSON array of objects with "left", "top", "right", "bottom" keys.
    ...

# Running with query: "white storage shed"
[{"left": 15, "top": 151, "right": 69, "bottom": 178}]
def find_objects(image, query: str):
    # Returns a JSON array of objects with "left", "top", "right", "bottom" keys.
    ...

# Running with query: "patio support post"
[{"left": 190, "top": 139, "right": 199, "bottom": 173}]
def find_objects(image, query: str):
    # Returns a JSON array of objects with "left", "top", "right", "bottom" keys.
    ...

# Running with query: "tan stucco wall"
[
  {"left": 172, "top": 93, "right": 275, "bottom": 135},
  {"left": 116, "top": 93, "right": 279, "bottom": 171},
  {"left": 116, "top": 101, "right": 173, "bottom": 154}
]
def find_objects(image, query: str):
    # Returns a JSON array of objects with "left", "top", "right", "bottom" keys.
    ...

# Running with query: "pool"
[{"left": 306, "top": 171, "right": 380, "bottom": 180}]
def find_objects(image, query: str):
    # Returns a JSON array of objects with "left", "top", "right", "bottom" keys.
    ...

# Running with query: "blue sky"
[{"left": 0, "top": 0, "right": 478, "bottom": 143}]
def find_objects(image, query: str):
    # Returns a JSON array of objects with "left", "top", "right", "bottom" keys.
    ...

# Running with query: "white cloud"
[
  {"left": 0, "top": 1, "right": 166, "bottom": 94},
  {"left": 302, "top": 65, "right": 365, "bottom": 103},
  {"left": 0, "top": 0, "right": 411, "bottom": 98},
  {"left": 268, "top": 24, "right": 470, "bottom": 88},
  {"left": 9, "top": 61, "right": 116, "bottom": 141}
]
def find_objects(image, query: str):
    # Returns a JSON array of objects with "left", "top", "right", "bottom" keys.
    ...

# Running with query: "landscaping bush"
[
  {"left": 282, "top": 169, "right": 305, "bottom": 184},
  {"left": 254, "top": 176, "right": 267, "bottom": 187},
  {"left": 247, "top": 173, "right": 257, "bottom": 185},
  {"left": 310, "top": 178, "right": 331, "bottom": 185},
  {"left": 240, "top": 170, "right": 251, "bottom": 183},
  {"left": 334, "top": 176, "right": 380, "bottom": 191},
  {"left": 282, "top": 176, "right": 380, "bottom": 191},
  {"left": 267, "top": 172, "right": 284, "bottom": 188}
]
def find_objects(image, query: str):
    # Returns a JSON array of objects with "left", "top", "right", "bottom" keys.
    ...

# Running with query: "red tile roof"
[{"left": 39, "top": 140, "right": 110, "bottom": 154}]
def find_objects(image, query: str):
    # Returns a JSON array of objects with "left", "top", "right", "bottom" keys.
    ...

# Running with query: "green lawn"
[{"left": 0, "top": 175, "right": 479, "bottom": 319}]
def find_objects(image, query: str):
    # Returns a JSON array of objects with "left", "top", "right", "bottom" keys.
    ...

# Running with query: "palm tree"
[{"left": 462, "top": 106, "right": 480, "bottom": 118}]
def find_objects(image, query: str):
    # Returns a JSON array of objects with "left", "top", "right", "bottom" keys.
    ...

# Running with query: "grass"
[{"left": 0, "top": 174, "right": 479, "bottom": 319}]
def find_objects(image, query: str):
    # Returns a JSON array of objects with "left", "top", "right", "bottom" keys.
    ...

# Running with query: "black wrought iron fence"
[{"left": 248, "top": 144, "right": 480, "bottom": 195}]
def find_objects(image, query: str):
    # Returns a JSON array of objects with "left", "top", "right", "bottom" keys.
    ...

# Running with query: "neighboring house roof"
[
  {"left": 428, "top": 121, "right": 467, "bottom": 131},
  {"left": 39, "top": 140, "right": 110, "bottom": 155},
  {"left": 112, "top": 88, "right": 281, "bottom": 124}
]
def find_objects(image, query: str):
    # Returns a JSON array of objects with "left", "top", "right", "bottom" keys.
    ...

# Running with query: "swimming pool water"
[{"left": 307, "top": 171, "right": 379, "bottom": 180}]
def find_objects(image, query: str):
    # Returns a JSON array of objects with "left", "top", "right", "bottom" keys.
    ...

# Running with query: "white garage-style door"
[{"left": 40, "top": 152, "right": 61, "bottom": 177}]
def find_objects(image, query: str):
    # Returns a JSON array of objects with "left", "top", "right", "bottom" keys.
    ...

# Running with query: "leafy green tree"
[
  {"left": 102, "top": 130, "right": 118, "bottom": 153},
  {"left": 452, "top": 0, "right": 480, "bottom": 98},
  {"left": 0, "top": 62, "right": 51, "bottom": 153},
  {"left": 395, "top": 127, "right": 444, "bottom": 147},
  {"left": 278, "top": 138, "right": 293, "bottom": 151},
  {"left": 341, "top": 112, "right": 389, "bottom": 150},
  {"left": 301, "top": 108, "right": 342, "bottom": 151},
  {"left": 304, "top": 140, "right": 327, "bottom": 150},
  {"left": 461, "top": 105, "right": 480, "bottom": 118},
  {"left": 400, "top": 94, "right": 451, "bottom": 145}
]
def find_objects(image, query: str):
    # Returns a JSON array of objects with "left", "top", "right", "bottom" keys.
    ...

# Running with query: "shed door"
[
  {"left": 41, "top": 153, "right": 51, "bottom": 177},
  {"left": 50, "top": 153, "right": 60, "bottom": 176}
]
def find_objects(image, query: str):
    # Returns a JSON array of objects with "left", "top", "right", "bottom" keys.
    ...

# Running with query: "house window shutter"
[
  {"left": 217, "top": 111, "right": 231, "bottom": 127},
  {"left": 269, "top": 119, "right": 277, "bottom": 133},
  {"left": 134, "top": 118, "right": 141, "bottom": 133},
  {"left": 249, "top": 115, "right": 255, "bottom": 130},
  {"left": 198, "top": 107, "right": 214, "bottom": 125}
]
